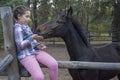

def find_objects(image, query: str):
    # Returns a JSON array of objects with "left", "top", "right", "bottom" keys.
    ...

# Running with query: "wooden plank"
[
  {"left": 39, "top": 61, "right": 120, "bottom": 70},
  {"left": 17, "top": 61, "right": 120, "bottom": 76},
  {"left": 0, "top": 7, "right": 20, "bottom": 80},
  {"left": 0, "top": 54, "right": 13, "bottom": 72},
  {"left": 58, "top": 61, "right": 120, "bottom": 70}
]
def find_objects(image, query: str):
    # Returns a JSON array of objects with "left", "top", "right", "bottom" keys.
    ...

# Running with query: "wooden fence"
[
  {"left": 0, "top": 7, "right": 20, "bottom": 80},
  {"left": 0, "top": 7, "right": 120, "bottom": 80}
]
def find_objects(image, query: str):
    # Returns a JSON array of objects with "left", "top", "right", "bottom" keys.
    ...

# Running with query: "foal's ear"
[{"left": 67, "top": 6, "right": 73, "bottom": 18}]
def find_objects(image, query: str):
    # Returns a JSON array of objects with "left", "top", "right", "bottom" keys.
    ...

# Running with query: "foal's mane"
[{"left": 71, "top": 17, "right": 90, "bottom": 47}]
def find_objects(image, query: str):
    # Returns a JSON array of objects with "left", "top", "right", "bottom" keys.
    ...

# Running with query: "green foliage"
[
  {"left": 37, "top": 0, "right": 51, "bottom": 24},
  {"left": 0, "top": 0, "right": 118, "bottom": 44},
  {"left": 0, "top": 0, "right": 27, "bottom": 7},
  {"left": 0, "top": 0, "right": 112, "bottom": 33}
]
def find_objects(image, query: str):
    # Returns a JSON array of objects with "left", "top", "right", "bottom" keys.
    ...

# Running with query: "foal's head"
[{"left": 37, "top": 7, "right": 74, "bottom": 38}]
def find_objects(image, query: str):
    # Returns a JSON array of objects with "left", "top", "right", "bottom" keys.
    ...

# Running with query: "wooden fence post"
[{"left": 0, "top": 7, "right": 20, "bottom": 80}]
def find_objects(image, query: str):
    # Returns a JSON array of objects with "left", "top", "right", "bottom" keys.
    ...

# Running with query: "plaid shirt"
[{"left": 14, "top": 22, "right": 40, "bottom": 60}]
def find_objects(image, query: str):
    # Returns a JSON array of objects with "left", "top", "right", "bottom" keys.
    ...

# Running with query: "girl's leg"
[
  {"left": 35, "top": 51, "right": 58, "bottom": 80},
  {"left": 20, "top": 55, "right": 44, "bottom": 80}
]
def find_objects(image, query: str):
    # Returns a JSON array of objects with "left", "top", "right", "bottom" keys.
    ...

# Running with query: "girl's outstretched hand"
[
  {"left": 32, "top": 34, "right": 44, "bottom": 41},
  {"left": 36, "top": 44, "right": 47, "bottom": 51}
]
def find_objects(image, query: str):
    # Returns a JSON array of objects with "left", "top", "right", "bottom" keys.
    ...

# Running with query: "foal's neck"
[{"left": 62, "top": 28, "right": 91, "bottom": 60}]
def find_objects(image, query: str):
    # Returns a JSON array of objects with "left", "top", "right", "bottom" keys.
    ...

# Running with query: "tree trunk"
[
  {"left": 32, "top": 0, "right": 38, "bottom": 33},
  {"left": 27, "top": 0, "right": 30, "bottom": 8},
  {"left": 111, "top": 3, "right": 120, "bottom": 42}
]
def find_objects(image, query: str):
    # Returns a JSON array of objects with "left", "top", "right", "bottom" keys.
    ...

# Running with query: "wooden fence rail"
[
  {"left": 1, "top": 60, "right": 120, "bottom": 76},
  {"left": 0, "top": 54, "right": 13, "bottom": 72},
  {"left": 0, "top": 6, "right": 120, "bottom": 80}
]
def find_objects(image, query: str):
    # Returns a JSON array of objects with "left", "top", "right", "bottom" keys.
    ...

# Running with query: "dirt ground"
[{"left": 0, "top": 43, "right": 118, "bottom": 80}]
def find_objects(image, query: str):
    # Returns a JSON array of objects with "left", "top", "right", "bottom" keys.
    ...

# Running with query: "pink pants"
[{"left": 20, "top": 51, "right": 58, "bottom": 80}]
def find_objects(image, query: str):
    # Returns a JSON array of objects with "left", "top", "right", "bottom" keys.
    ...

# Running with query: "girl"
[{"left": 13, "top": 5, "right": 58, "bottom": 80}]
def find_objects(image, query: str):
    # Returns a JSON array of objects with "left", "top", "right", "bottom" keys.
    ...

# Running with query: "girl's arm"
[{"left": 14, "top": 26, "right": 33, "bottom": 50}]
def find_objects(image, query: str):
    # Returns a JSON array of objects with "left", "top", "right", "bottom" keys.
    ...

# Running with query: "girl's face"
[{"left": 17, "top": 11, "right": 31, "bottom": 25}]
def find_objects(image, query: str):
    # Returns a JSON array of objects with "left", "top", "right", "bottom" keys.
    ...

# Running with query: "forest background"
[{"left": 0, "top": 0, "right": 120, "bottom": 47}]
